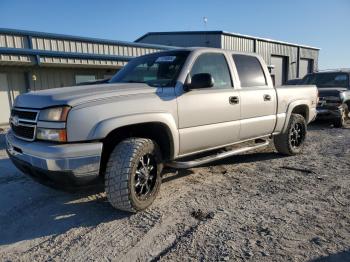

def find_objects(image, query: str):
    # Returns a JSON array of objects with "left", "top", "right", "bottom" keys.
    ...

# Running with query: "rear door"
[
  {"left": 177, "top": 52, "right": 241, "bottom": 155},
  {"left": 232, "top": 54, "right": 277, "bottom": 140}
]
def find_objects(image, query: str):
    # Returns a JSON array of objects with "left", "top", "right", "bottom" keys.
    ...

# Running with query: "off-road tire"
[
  {"left": 333, "top": 104, "right": 348, "bottom": 128},
  {"left": 105, "top": 138, "right": 163, "bottom": 212},
  {"left": 274, "top": 113, "right": 307, "bottom": 156}
]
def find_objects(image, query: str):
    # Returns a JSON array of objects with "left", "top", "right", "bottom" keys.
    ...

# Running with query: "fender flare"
[
  {"left": 90, "top": 112, "right": 179, "bottom": 158},
  {"left": 282, "top": 100, "right": 312, "bottom": 133}
]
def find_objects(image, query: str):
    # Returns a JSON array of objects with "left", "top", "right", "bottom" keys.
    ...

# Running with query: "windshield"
[
  {"left": 109, "top": 51, "right": 190, "bottom": 87},
  {"left": 302, "top": 72, "right": 349, "bottom": 88}
]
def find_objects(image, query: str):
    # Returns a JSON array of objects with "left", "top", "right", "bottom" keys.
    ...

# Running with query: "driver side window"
[{"left": 190, "top": 53, "right": 233, "bottom": 89}]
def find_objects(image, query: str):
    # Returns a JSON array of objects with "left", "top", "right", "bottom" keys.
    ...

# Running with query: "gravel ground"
[{"left": 0, "top": 121, "right": 349, "bottom": 262}]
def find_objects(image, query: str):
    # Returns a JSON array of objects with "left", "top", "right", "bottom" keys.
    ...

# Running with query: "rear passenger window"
[
  {"left": 233, "top": 54, "right": 267, "bottom": 87},
  {"left": 190, "top": 53, "right": 232, "bottom": 89}
]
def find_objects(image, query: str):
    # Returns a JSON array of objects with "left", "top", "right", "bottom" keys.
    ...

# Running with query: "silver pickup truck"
[{"left": 6, "top": 47, "right": 317, "bottom": 212}]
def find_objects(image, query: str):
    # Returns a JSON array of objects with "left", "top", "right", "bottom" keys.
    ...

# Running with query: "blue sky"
[{"left": 0, "top": 0, "right": 349, "bottom": 69}]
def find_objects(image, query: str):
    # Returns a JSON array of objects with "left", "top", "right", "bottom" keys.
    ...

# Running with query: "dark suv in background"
[{"left": 302, "top": 70, "right": 350, "bottom": 127}]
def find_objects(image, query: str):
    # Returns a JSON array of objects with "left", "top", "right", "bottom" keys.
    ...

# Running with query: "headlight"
[
  {"left": 39, "top": 106, "right": 70, "bottom": 122},
  {"left": 36, "top": 128, "right": 67, "bottom": 142}
]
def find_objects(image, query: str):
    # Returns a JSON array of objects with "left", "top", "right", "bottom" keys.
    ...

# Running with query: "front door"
[
  {"left": 0, "top": 73, "right": 11, "bottom": 125},
  {"left": 177, "top": 53, "right": 241, "bottom": 155}
]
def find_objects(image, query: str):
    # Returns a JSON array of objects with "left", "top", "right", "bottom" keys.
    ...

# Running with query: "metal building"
[
  {"left": 0, "top": 28, "right": 172, "bottom": 125},
  {"left": 0, "top": 28, "right": 320, "bottom": 126},
  {"left": 135, "top": 31, "right": 320, "bottom": 86}
]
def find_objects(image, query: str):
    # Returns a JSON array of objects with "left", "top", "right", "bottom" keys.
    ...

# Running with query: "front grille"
[
  {"left": 11, "top": 123, "right": 36, "bottom": 140},
  {"left": 11, "top": 109, "right": 38, "bottom": 122},
  {"left": 10, "top": 108, "right": 39, "bottom": 141}
]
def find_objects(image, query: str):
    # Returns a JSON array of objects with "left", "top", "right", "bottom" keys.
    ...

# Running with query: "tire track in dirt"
[
  {"left": 66, "top": 168, "right": 225, "bottom": 261},
  {"left": 83, "top": 175, "right": 208, "bottom": 260},
  {"left": 21, "top": 169, "right": 208, "bottom": 261}
]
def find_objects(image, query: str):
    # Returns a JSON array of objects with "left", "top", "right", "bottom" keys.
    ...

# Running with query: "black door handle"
[
  {"left": 264, "top": 94, "right": 271, "bottom": 101},
  {"left": 229, "top": 96, "right": 239, "bottom": 104}
]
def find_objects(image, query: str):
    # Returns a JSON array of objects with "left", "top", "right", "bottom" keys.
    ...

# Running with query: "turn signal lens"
[{"left": 36, "top": 128, "right": 67, "bottom": 142}]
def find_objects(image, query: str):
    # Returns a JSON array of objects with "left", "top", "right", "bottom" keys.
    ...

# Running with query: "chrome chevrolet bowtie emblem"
[{"left": 11, "top": 115, "right": 19, "bottom": 126}]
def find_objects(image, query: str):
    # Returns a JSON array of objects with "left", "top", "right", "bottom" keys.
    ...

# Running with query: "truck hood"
[
  {"left": 14, "top": 83, "right": 160, "bottom": 109},
  {"left": 318, "top": 87, "right": 347, "bottom": 98}
]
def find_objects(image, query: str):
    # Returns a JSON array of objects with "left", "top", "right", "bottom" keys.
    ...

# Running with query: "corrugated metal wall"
[
  {"left": 221, "top": 35, "right": 255, "bottom": 52},
  {"left": 5, "top": 71, "right": 27, "bottom": 103},
  {"left": 0, "top": 34, "right": 29, "bottom": 48},
  {"left": 0, "top": 66, "right": 116, "bottom": 92},
  {"left": 0, "top": 65, "right": 117, "bottom": 120},
  {"left": 31, "top": 36, "right": 162, "bottom": 67},
  {"left": 29, "top": 67, "right": 116, "bottom": 90},
  {"left": 138, "top": 32, "right": 319, "bottom": 81},
  {"left": 39, "top": 56, "right": 126, "bottom": 68},
  {"left": 300, "top": 47, "right": 319, "bottom": 71},
  {"left": 222, "top": 34, "right": 300, "bottom": 79},
  {"left": 0, "top": 29, "right": 174, "bottom": 123},
  {"left": 31, "top": 36, "right": 161, "bottom": 56},
  {"left": 256, "top": 41, "right": 299, "bottom": 79},
  {"left": 0, "top": 30, "right": 168, "bottom": 68},
  {"left": 0, "top": 54, "right": 34, "bottom": 65},
  {"left": 0, "top": 34, "right": 34, "bottom": 64}
]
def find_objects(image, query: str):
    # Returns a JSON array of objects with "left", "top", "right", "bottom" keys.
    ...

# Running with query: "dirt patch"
[
  {"left": 0, "top": 121, "right": 349, "bottom": 261},
  {"left": 190, "top": 209, "right": 215, "bottom": 221}
]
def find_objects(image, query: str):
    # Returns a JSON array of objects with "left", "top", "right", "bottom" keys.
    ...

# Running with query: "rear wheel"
[
  {"left": 274, "top": 113, "right": 307, "bottom": 156},
  {"left": 105, "top": 138, "right": 163, "bottom": 212}
]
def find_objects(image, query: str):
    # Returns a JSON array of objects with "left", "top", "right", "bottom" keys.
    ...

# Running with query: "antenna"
[
  {"left": 203, "top": 17, "right": 208, "bottom": 29},
  {"left": 203, "top": 16, "right": 209, "bottom": 46}
]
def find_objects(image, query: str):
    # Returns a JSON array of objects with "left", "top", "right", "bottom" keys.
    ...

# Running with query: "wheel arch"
[
  {"left": 282, "top": 100, "right": 311, "bottom": 133},
  {"left": 92, "top": 114, "right": 178, "bottom": 176},
  {"left": 291, "top": 104, "right": 309, "bottom": 121}
]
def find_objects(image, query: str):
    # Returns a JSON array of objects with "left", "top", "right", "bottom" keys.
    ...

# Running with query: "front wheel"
[
  {"left": 274, "top": 113, "right": 307, "bottom": 156},
  {"left": 105, "top": 138, "right": 163, "bottom": 212}
]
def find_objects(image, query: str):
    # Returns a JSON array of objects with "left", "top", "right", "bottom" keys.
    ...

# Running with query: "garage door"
[
  {"left": 0, "top": 73, "right": 11, "bottom": 125},
  {"left": 299, "top": 59, "right": 313, "bottom": 78},
  {"left": 271, "top": 56, "right": 288, "bottom": 86}
]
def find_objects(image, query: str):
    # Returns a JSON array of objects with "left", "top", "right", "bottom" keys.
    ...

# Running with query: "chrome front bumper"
[{"left": 6, "top": 131, "right": 103, "bottom": 185}]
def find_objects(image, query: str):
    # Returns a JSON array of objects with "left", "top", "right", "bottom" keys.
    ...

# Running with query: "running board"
[{"left": 167, "top": 140, "right": 270, "bottom": 169}]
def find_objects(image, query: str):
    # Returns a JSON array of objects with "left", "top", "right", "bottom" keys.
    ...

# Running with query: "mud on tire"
[
  {"left": 273, "top": 113, "right": 307, "bottom": 156},
  {"left": 105, "top": 138, "right": 163, "bottom": 212}
]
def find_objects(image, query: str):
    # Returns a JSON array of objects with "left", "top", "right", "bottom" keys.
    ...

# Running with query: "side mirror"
[{"left": 186, "top": 73, "right": 214, "bottom": 90}]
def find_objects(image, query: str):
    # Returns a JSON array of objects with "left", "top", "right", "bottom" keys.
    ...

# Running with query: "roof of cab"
[{"left": 155, "top": 46, "right": 260, "bottom": 57}]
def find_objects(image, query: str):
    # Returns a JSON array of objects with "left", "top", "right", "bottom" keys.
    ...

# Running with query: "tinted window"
[
  {"left": 302, "top": 72, "right": 349, "bottom": 88},
  {"left": 190, "top": 53, "right": 232, "bottom": 89},
  {"left": 233, "top": 54, "right": 267, "bottom": 87}
]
